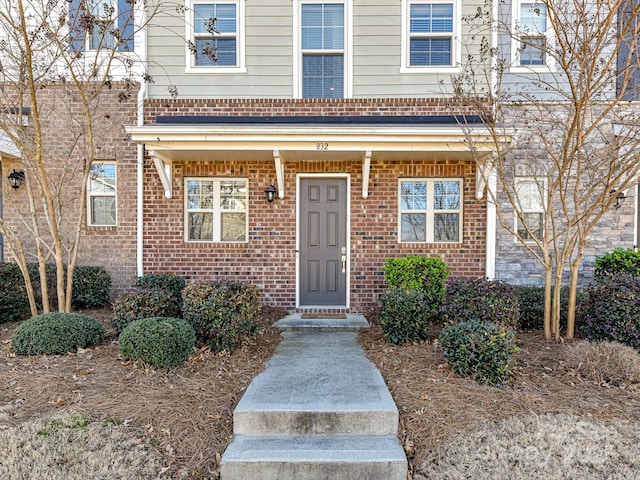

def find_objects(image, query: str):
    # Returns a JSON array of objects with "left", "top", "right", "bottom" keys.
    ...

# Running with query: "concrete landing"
[{"left": 220, "top": 314, "right": 407, "bottom": 480}]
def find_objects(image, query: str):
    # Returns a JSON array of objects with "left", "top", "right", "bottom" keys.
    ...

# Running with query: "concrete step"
[
  {"left": 274, "top": 313, "right": 369, "bottom": 331},
  {"left": 220, "top": 434, "right": 407, "bottom": 480},
  {"left": 232, "top": 331, "right": 399, "bottom": 436}
]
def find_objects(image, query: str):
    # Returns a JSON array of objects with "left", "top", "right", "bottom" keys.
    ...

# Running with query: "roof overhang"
[
  {"left": 125, "top": 122, "right": 512, "bottom": 200},
  {"left": 0, "top": 130, "right": 20, "bottom": 159}
]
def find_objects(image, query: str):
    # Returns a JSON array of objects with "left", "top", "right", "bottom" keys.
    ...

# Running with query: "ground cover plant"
[{"left": 0, "top": 306, "right": 638, "bottom": 479}]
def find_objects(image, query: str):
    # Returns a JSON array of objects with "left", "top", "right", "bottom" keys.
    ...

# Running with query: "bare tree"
[
  {"left": 454, "top": 0, "right": 640, "bottom": 341},
  {"left": 0, "top": 0, "right": 160, "bottom": 314}
]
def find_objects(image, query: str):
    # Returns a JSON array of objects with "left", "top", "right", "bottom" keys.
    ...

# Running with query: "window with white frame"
[
  {"left": 514, "top": 1, "right": 549, "bottom": 67},
  {"left": 300, "top": 2, "right": 345, "bottom": 98},
  {"left": 188, "top": 1, "right": 244, "bottom": 70},
  {"left": 399, "top": 179, "right": 462, "bottom": 243},
  {"left": 88, "top": 0, "right": 116, "bottom": 50},
  {"left": 88, "top": 161, "right": 116, "bottom": 226},
  {"left": 185, "top": 178, "right": 248, "bottom": 242},
  {"left": 402, "top": 0, "right": 458, "bottom": 69},
  {"left": 514, "top": 177, "right": 546, "bottom": 241}
]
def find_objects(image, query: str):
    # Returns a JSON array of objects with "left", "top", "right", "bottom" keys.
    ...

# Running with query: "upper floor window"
[
  {"left": 298, "top": 2, "right": 347, "bottom": 98},
  {"left": 185, "top": 178, "right": 248, "bottom": 242},
  {"left": 514, "top": 1, "right": 550, "bottom": 68},
  {"left": 514, "top": 177, "right": 546, "bottom": 242},
  {"left": 69, "top": 0, "right": 135, "bottom": 52},
  {"left": 186, "top": 0, "right": 246, "bottom": 72},
  {"left": 401, "top": 0, "right": 459, "bottom": 71},
  {"left": 399, "top": 179, "right": 462, "bottom": 243},
  {"left": 88, "top": 161, "right": 117, "bottom": 226}
]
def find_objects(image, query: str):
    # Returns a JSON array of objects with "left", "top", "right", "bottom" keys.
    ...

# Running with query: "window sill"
[
  {"left": 185, "top": 66, "right": 247, "bottom": 75},
  {"left": 400, "top": 66, "right": 461, "bottom": 74}
]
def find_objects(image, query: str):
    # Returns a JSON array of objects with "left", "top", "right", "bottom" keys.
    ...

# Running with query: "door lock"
[{"left": 341, "top": 247, "right": 346, "bottom": 273}]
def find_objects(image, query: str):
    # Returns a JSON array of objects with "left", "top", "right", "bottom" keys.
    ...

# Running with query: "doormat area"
[{"left": 300, "top": 313, "right": 347, "bottom": 319}]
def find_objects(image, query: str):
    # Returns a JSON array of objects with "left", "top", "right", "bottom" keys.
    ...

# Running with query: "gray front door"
[{"left": 299, "top": 178, "right": 348, "bottom": 306}]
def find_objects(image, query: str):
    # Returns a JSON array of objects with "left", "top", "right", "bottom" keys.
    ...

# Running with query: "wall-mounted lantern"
[
  {"left": 611, "top": 189, "right": 627, "bottom": 209},
  {"left": 7, "top": 170, "right": 25, "bottom": 190},
  {"left": 264, "top": 184, "right": 277, "bottom": 203}
]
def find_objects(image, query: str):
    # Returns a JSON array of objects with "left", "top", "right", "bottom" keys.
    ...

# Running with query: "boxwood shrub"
[
  {"left": 135, "top": 273, "right": 185, "bottom": 313},
  {"left": 377, "top": 289, "right": 435, "bottom": 345},
  {"left": 182, "top": 280, "right": 260, "bottom": 353},
  {"left": 518, "top": 285, "right": 584, "bottom": 331},
  {"left": 0, "top": 263, "right": 30, "bottom": 323},
  {"left": 72, "top": 266, "right": 112, "bottom": 309},
  {"left": 382, "top": 255, "right": 449, "bottom": 302},
  {"left": 112, "top": 289, "right": 180, "bottom": 333},
  {"left": 594, "top": 248, "right": 640, "bottom": 282},
  {"left": 118, "top": 317, "right": 195, "bottom": 368},
  {"left": 11, "top": 312, "right": 105, "bottom": 355},
  {"left": 440, "top": 277, "right": 520, "bottom": 328},
  {"left": 579, "top": 273, "right": 640, "bottom": 349},
  {"left": 439, "top": 319, "right": 519, "bottom": 386}
]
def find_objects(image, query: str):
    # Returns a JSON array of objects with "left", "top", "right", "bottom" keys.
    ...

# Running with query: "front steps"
[{"left": 220, "top": 315, "right": 407, "bottom": 480}]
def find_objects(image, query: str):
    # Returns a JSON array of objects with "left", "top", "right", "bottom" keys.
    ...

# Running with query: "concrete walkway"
[{"left": 220, "top": 314, "right": 407, "bottom": 480}]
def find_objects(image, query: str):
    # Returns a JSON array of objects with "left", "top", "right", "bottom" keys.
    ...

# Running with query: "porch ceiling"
[{"left": 125, "top": 123, "right": 512, "bottom": 199}]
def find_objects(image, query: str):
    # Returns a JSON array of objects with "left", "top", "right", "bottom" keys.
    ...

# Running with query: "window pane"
[
  {"left": 516, "top": 179, "right": 544, "bottom": 210},
  {"left": 188, "top": 212, "right": 214, "bottom": 241},
  {"left": 410, "top": 3, "right": 453, "bottom": 33},
  {"left": 401, "top": 213, "right": 426, "bottom": 242},
  {"left": 520, "top": 3, "right": 547, "bottom": 33},
  {"left": 221, "top": 213, "right": 247, "bottom": 241},
  {"left": 400, "top": 181, "right": 427, "bottom": 210},
  {"left": 434, "top": 213, "right": 459, "bottom": 241},
  {"left": 220, "top": 180, "right": 247, "bottom": 210},
  {"left": 91, "top": 196, "right": 116, "bottom": 226},
  {"left": 302, "top": 3, "right": 344, "bottom": 50},
  {"left": 187, "top": 180, "right": 215, "bottom": 209},
  {"left": 517, "top": 213, "right": 543, "bottom": 240},
  {"left": 303, "top": 55, "right": 343, "bottom": 98},
  {"left": 194, "top": 4, "right": 236, "bottom": 34},
  {"left": 434, "top": 181, "right": 460, "bottom": 210},
  {"left": 195, "top": 38, "right": 237, "bottom": 66},
  {"left": 410, "top": 38, "right": 452, "bottom": 66},
  {"left": 90, "top": 163, "right": 116, "bottom": 194},
  {"left": 520, "top": 36, "right": 545, "bottom": 65}
]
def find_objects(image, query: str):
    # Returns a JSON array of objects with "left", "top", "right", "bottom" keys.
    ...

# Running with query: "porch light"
[
  {"left": 611, "top": 189, "right": 627, "bottom": 209},
  {"left": 265, "top": 184, "right": 277, "bottom": 203},
  {"left": 7, "top": 170, "right": 24, "bottom": 189}
]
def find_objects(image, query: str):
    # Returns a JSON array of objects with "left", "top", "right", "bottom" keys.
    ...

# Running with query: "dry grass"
[
  {"left": 1, "top": 308, "right": 640, "bottom": 479},
  {"left": 564, "top": 340, "right": 640, "bottom": 386}
]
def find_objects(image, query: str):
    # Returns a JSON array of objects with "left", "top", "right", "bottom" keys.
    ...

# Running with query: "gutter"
[{"left": 136, "top": 4, "right": 148, "bottom": 278}]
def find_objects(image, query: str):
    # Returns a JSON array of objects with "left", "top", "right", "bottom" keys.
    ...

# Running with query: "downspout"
[
  {"left": 486, "top": 0, "right": 500, "bottom": 279},
  {"left": 136, "top": 5, "right": 148, "bottom": 278}
]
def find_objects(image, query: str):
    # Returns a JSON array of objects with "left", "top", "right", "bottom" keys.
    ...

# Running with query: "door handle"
[{"left": 341, "top": 247, "right": 346, "bottom": 274}]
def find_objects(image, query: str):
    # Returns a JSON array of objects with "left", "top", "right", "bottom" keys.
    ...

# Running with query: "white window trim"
[
  {"left": 87, "top": 161, "right": 117, "bottom": 227},
  {"left": 184, "top": 0, "right": 247, "bottom": 74},
  {"left": 87, "top": 0, "right": 117, "bottom": 51},
  {"left": 398, "top": 178, "right": 463, "bottom": 244},
  {"left": 400, "top": 0, "right": 462, "bottom": 73},
  {"left": 510, "top": 0, "right": 554, "bottom": 72},
  {"left": 292, "top": 0, "right": 353, "bottom": 99},
  {"left": 513, "top": 177, "right": 547, "bottom": 243},
  {"left": 184, "top": 177, "right": 249, "bottom": 243}
]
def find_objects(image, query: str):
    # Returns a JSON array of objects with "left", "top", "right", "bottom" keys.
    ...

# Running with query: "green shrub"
[
  {"left": 11, "top": 312, "right": 105, "bottom": 355},
  {"left": 112, "top": 289, "right": 180, "bottom": 333},
  {"left": 440, "top": 277, "right": 520, "bottom": 328},
  {"left": 377, "top": 289, "right": 435, "bottom": 345},
  {"left": 182, "top": 280, "right": 261, "bottom": 353},
  {"left": 118, "top": 317, "right": 195, "bottom": 368},
  {"left": 72, "top": 266, "right": 112, "bottom": 309},
  {"left": 594, "top": 248, "right": 640, "bottom": 282},
  {"left": 382, "top": 255, "right": 449, "bottom": 302},
  {"left": 578, "top": 274, "right": 640, "bottom": 350},
  {"left": 518, "top": 285, "right": 584, "bottom": 330},
  {"left": 0, "top": 263, "right": 30, "bottom": 323},
  {"left": 439, "top": 319, "right": 519, "bottom": 386},
  {"left": 135, "top": 273, "right": 185, "bottom": 313}
]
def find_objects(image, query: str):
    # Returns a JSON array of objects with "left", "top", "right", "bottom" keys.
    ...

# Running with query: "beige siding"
[{"left": 147, "top": 0, "right": 489, "bottom": 99}]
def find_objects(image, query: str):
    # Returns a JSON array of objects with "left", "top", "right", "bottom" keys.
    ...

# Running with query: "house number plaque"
[{"left": 316, "top": 142, "right": 329, "bottom": 151}]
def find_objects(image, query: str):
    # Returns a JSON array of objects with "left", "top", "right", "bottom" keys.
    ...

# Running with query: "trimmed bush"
[
  {"left": 135, "top": 273, "right": 185, "bottom": 313},
  {"left": 439, "top": 319, "right": 519, "bottom": 386},
  {"left": 594, "top": 247, "right": 640, "bottom": 282},
  {"left": 579, "top": 274, "right": 640, "bottom": 349},
  {"left": 382, "top": 255, "right": 449, "bottom": 302},
  {"left": 182, "top": 280, "right": 261, "bottom": 353},
  {"left": 11, "top": 312, "right": 105, "bottom": 355},
  {"left": 377, "top": 289, "right": 434, "bottom": 345},
  {"left": 118, "top": 317, "right": 195, "bottom": 368},
  {"left": 72, "top": 266, "right": 112, "bottom": 309},
  {"left": 518, "top": 285, "right": 584, "bottom": 331},
  {"left": 440, "top": 277, "right": 520, "bottom": 328},
  {"left": 112, "top": 289, "right": 180, "bottom": 334},
  {"left": 0, "top": 263, "right": 30, "bottom": 323}
]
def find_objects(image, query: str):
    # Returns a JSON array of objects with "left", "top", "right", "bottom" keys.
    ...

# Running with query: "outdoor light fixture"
[
  {"left": 265, "top": 184, "right": 277, "bottom": 203},
  {"left": 611, "top": 189, "right": 627, "bottom": 209},
  {"left": 7, "top": 170, "right": 24, "bottom": 190}
]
